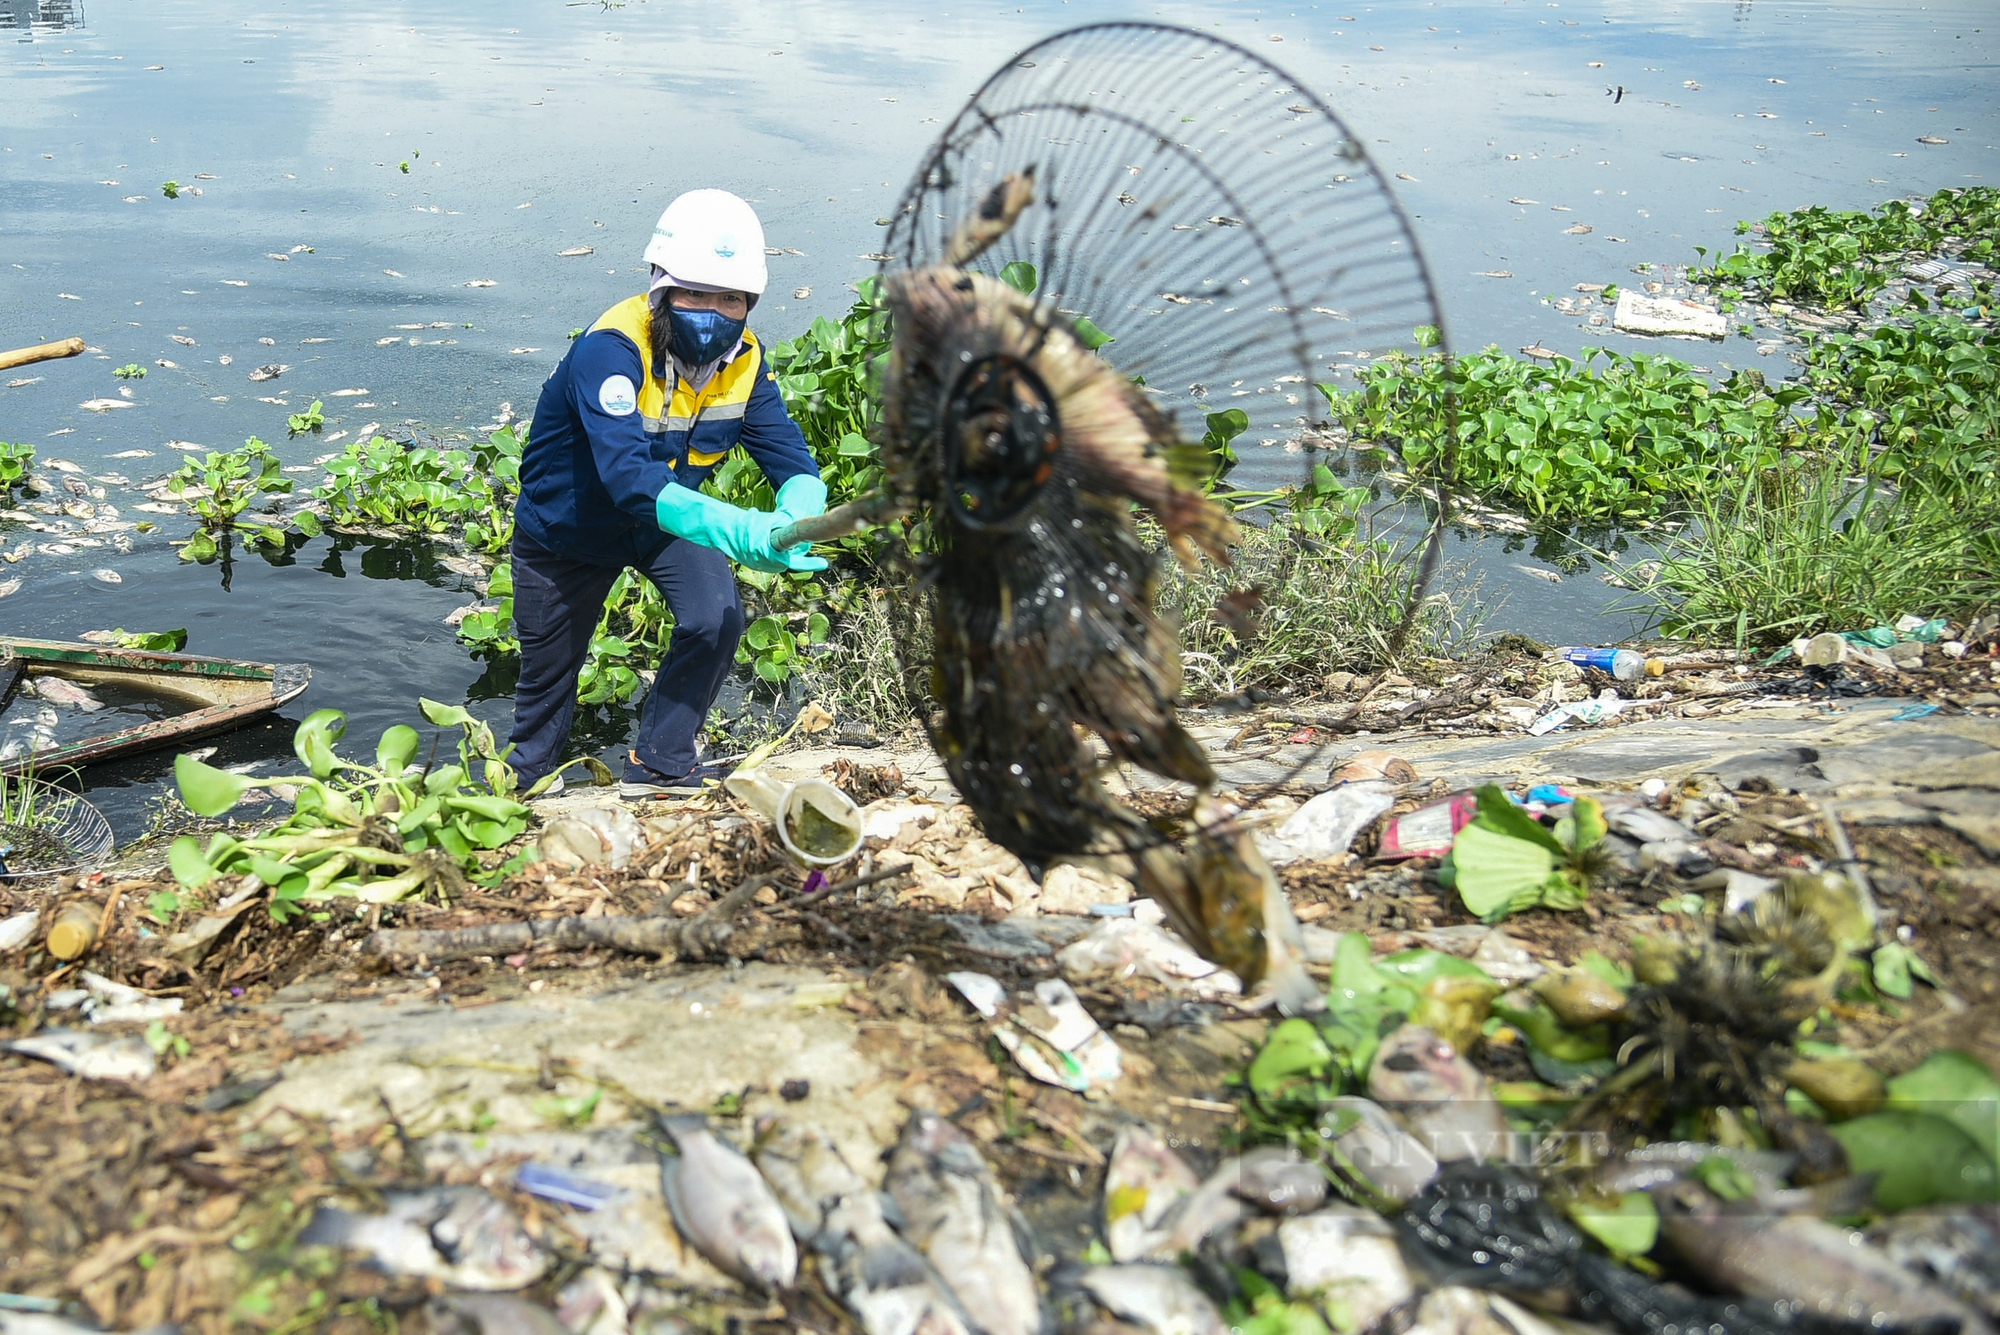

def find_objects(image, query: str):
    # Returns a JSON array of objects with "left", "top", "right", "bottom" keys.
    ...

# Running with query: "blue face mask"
[{"left": 665, "top": 305, "right": 745, "bottom": 366}]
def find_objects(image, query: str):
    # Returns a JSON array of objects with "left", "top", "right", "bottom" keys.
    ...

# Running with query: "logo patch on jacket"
[{"left": 597, "top": 375, "right": 638, "bottom": 416}]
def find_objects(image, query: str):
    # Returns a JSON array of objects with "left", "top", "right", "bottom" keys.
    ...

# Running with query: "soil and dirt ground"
[{"left": 1, "top": 635, "right": 1997, "bottom": 1333}]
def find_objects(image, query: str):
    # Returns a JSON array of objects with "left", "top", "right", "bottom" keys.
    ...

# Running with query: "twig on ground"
[
  {"left": 361, "top": 874, "right": 774, "bottom": 967},
  {"left": 792, "top": 862, "right": 914, "bottom": 907}
]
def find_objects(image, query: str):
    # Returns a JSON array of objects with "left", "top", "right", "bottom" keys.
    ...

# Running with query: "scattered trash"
[
  {"left": 1528, "top": 691, "right": 1626, "bottom": 735},
  {"left": 1613, "top": 290, "right": 1729, "bottom": 339},
  {"left": 947, "top": 971, "right": 1124, "bottom": 1093},
  {"left": 1256, "top": 781, "right": 1398, "bottom": 865},
  {"left": 2, "top": 1027, "right": 157, "bottom": 1081},
  {"left": 1378, "top": 791, "right": 1479, "bottom": 859},
  {"left": 1056, "top": 917, "right": 1244, "bottom": 997},
  {"left": 724, "top": 770, "right": 863, "bottom": 867},
  {"left": 1330, "top": 749, "right": 1420, "bottom": 784},
  {"left": 1561, "top": 646, "right": 1663, "bottom": 681}
]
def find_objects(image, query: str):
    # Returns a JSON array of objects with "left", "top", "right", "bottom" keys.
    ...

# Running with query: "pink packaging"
[{"left": 1375, "top": 791, "right": 1477, "bottom": 859}]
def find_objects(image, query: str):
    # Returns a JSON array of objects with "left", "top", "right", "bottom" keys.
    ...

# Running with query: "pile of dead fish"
[{"left": 287, "top": 1078, "right": 2000, "bottom": 1335}]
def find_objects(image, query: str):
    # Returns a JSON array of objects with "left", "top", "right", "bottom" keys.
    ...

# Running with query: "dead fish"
[
  {"left": 1368, "top": 1024, "right": 1512, "bottom": 1164},
  {"left": 1134, "top": 806, "right": 1320, "bottom": 1013},
  {"left": 298, "top": 1186, "right": 549, "bottom": 1290},
  {"left": 1656, "top": 1182, "right": 1994, "bottom": 1335},
  {"left": 1320, "top": 1095, "right": 1440, "bottom": 1203},
  {"left": 753, "top": 1117, "right": 870, "bottom": 1246},
  {"left": 248, "top": 363, "right": 288, "bottom": 381},
  {"left": 554, "top": 1267, "right": 629, "bottom": 1335},
  {"left": 90, "top": 568, "right": 121, "bottom": 584},
  {"left": 0, "top": 578, "right": 19, "bottom": 599},
  {"left": 1142, "top": 1157, "right": 1244, "bottom": 1262},
  {"left": 1232, "top": 1144, "right": 1328, "bottom": 1216},
  {"left": 1062, "top": 1264, "right": 1228, "bottom": 1335},
  {"left": 426, "top": 1292, "right": 568, "bottom": 1335},
  {"left": 1104, "top": 1127, "right": 1200, "bottom": 1262},
  {"left": 658, "top": 1112, "right": 797, "bottom": 1291},
  {"left": 1869, "top": 1206, "right": 2000, "bottom": 1320},
  {"left": 3, "top": 1027, "right": 157, "bottom": 1082},
  {"left": 754, "top": 1119, "right": 976, "bottom": 1335},
  {"left": 884, "top": 1111, "right": 1046, "bottom": 1335},
  {"left": 1274, "top": 1207, "right": 1414, "bottom": 1330}
]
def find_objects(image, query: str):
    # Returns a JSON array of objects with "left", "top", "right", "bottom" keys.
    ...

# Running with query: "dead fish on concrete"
[
  {"left": 754, "top": 1119, "right": 977, "bottom": 1335},
  {"left": 3, "top": 1027, "right": 157, "bottom": 1082},
  {"left": 1869, "top": 1206, "right": 2000, "bottom": 1321},
  {"left": 1368, "top": 1023, "right": 1513, "bottom": 1164},
  {"left": 1321, "top": 1096, "right": 1440, "bottom": 1203},
  {"left": 1232, "top": 1144, "right": 1328, "bottom": 1216},
  {"left": 658, "top": 1112, "right": 797, "bottom": 1292},
  {"left": 29, "top": 676, "right": 106, "bottom": 711},
  {"left": 753, "top": 1117, "right": 871, "bottom": 1246},
  {"left": 1104, "top": 1127, "right": 1199, "bottom": 1262},
  {"left": 297, "top": 1186, "right": 549, "bottom": 1290},
  {"left": 553, "top": 1267, "right": 629, "bottom": 1335},
  {"left": 1656, "top": 1181, "right": 1994, "bottom": 1335},
  {"left": 884, "top": 1110, "right": 1047, "bottom": 1335},
  {"left": 1059, "top": 1263, "right": 1228, "bottom": 1335},
  {"left": 426, "top": 1292, "right": 568, "bottom": 1335},
  {"left": 1272, "top": 1206, "right": 1415, "bottom": 1331}
]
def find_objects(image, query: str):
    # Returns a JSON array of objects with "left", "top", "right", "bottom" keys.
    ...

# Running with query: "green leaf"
[
  {"left": 179, "top": 530, "right": 218, "bottom": 562},
  {"left": 174, "top": 753, "right": 255, "bottom": 817},
  {"left": 168, "top": 835, "right": 218, "bottom": 887},
  {"left": 1472, "top": 784, "right": 1567, "bottom": 855},
  {"left": 443, "top": 793, "right": 530, "bottom": 823},
  {"left": 293, "top": 708, "right": 348, "bottom": 779},
  {"left": 836, "top": 432, "right": 874, "bottom": 457},
  {"left": 1829, "top": 1110, "right": 1999, "bottom": 1210},
  {"left": 292, "top": 510, "right": 323, "bottom": 538},
  {"left": 1072, "top": 316, "right": 1115, "bottom": 351},
  {"left": 376, "top": 724, "right": 420, "bottom": 773},
  {"left": 999, "top": 260, "right": 1039, "bottom": 295},
  {"left": 1568, "top": 1191, "right": 1659, "bottom": 1258},
  {"left": 1873, "top": 942, "right": 1915, "bottom": 999},
  {"left": 1886, "top": 1050, "right": 2000, "bottom": 1168},
  {"left": 1249, "top": 1017, "right": 1338, "bottom": 1107},
  {"left": 419, "top": 698, "right": 475, "bottom": 729},
  {"left": 1451, "top": 820, "right": 1557, "bottom": 920}
]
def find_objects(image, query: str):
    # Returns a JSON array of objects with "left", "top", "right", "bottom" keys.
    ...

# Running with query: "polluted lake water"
[{"left": 3, "top": 0, "right": 1993, "bottom": 824}]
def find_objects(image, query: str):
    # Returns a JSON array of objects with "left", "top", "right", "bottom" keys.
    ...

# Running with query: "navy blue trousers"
[{"left": 507, "top": 527, "right": 744, "bottom": 782}]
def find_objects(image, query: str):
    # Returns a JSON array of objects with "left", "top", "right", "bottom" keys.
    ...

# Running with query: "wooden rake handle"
[{"left": 0, "top": 337, "right": 86, "bottom": 373}]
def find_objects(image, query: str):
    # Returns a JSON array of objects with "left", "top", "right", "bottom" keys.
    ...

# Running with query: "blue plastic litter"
[
  {"left": 1891, "top": 703, "right": 1942, "bottom": 721},
  {"left": 516, "top": 1162, "right": 619, "bottom": 1211},
  {"left": 1526, "top": 785, "right": 1575, "bottom": 805}
]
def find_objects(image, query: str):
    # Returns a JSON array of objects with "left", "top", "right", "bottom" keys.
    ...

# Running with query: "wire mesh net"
[{"left": 858, "top": 22, "right": 1457, "bottom": 1002}]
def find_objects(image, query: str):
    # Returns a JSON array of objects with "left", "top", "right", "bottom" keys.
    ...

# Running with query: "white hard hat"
[{"left": 642, "top": 189, "right": 768, "bottom": 297}]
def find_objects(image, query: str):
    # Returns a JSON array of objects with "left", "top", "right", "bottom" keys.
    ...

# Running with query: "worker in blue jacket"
[{"left": 510, "top": 188, "right": 826, "bottom": 797}]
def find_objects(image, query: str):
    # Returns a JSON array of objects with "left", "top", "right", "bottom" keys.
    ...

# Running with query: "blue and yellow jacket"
[{"left": 517, "top": 294, "right": 819, "bottom": 562}]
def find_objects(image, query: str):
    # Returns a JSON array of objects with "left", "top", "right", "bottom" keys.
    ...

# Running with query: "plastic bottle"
[
  {"left": 46, "top": 902, "right": 101, "bottom": 960},
  {"left": 1560, "top": 647, "right": 1662, "bottom": 681}
]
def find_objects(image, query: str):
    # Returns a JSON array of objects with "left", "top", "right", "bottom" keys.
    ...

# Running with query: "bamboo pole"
[{"left": 0, "top": 337, "right": 86, "bottom": 373}]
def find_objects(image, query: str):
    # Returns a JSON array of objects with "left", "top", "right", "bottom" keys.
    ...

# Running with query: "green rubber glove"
[
  {"left": 654, "top": 483, "right": 825, "bottom": 573},
  {"left": 773, "top": 473, "right": 828, "bottom": 527}
]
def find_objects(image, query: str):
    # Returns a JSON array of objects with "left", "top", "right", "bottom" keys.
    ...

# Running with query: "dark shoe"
[{"left": 619, "top": 758, "right": 732, "bottom": 798}]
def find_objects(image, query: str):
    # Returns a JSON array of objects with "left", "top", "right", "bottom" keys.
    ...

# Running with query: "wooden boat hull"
[{"left": 0, "top": 636, "right": 311, "bottom": 775}]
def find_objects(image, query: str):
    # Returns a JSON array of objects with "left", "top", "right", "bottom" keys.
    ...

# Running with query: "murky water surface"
[{"left": 2, "top": 0, "right": 1993, "bottom": 833}]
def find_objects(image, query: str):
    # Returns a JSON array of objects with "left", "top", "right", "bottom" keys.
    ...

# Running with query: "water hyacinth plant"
[
  {"left": 168, "top": 701, "right": 609, "bottom": 919},
  {"left": 166, "top": 437, "right": 319, "bottom": 560}
]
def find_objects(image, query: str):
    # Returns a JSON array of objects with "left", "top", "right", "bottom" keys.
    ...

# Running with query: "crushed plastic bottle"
[{"left": 1560, "top": 647, "right": 1663, "bottom": 681}]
